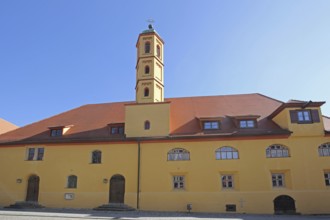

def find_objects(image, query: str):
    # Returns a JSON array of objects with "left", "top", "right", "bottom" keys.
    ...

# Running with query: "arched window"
[
  {"left": 319, "top": 143, "right": 330, "bottom": 156},
  {"left": 168, "top": 148, "right": 190, "bottom": 161},
  {"left": 156, "top": 45, "right": 161, "bottom": 58},
  {"left": 145, "top": 65, "right": 150, "bottom": 74},
  {"left": 266, "top": 144, "right": 289, "bottom": 158},
  {"left": 144, "top": 88, "right": 149, "bottom": 97},
  {"left": 92, "top": 150, "right": 102, "bottom": 164},
  {"left": 67, "top": 175, "right": 77, "bottom": 188},
  {"left": 144, "top": 42, "right": 150, "bottom": 53},
  {"left": 215, "top": 146, "right": 239, "bottom": 160},
  {"left": 144, "top": 120, "right": 150, "bottom": 130}
]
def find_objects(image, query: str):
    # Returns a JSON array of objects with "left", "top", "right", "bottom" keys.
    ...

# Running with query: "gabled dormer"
[{"left": 268, "top": 100, "right": 325, "bottom": 136}]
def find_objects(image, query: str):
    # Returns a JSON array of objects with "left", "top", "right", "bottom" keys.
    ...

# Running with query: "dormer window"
[
  {"left": 50, "top": 129, "right": 63, "bottom": 137},
  {"left": 239, "top": 120, "right": 256, "bottom": 128},
  {"left": 203, "top": 121, "right": 220, "bottom": 130},
  {"left": 48, "top": 125, "right": 73, "bottom": 137},
  {"left": 197, "top": 117, "right": 222, "bottom": 131},
  {"left": 228, "top": 115, "right": 260, "bottom": 129},
  {"left": 108, "top": 123, "right": 125, "bottom": 135},
  {"left": 290, "top": 109, "right": 320, "bottom": 124},
  {"left": 297, "top": 110, "right": 311, "bottom": 123}
]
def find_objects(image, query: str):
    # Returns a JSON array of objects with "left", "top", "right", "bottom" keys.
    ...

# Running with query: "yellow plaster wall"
[
  {"left": 125, "top": 103, "right": 170, "bottom": 137},
  {"left": 1, "top": 135, "right": 330, "bottom": 213},
  {"left": 138, "top": 137, "right": 330, "bottom": 214},
  {"left": 0, "top": 143, "right": 138, "bottom": 208},
  {"left": 273, "top": 107, "right": 325, "bottom": 136}
]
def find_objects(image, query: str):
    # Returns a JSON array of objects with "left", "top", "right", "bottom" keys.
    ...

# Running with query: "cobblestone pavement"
[{"left": 0, "top": 209, "right": 329, "bottom": 220}]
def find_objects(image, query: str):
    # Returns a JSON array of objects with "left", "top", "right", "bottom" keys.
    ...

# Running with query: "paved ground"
[{"left": 0, "top": 209, "right": 329, "bottom": 220}]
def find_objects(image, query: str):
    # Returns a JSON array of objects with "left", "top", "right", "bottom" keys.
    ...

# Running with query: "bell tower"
[
  {"left": 125, "top": 25, "right": 170, "bottom": 138},
  {"left": 135, "top": 24, "right": 164, "bottom": 103}
]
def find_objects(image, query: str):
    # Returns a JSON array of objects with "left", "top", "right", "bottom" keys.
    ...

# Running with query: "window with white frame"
[
  {"left": 272, "top": 173, "right": 285, "bottom": 187},
  {"left": 324, "top": 172, "right": 330, "bottom": 186},
  {"left": 319, "top": 143, "right": 330, "bottom": 156},
  {"left": 266, "top": 144, "right": 289, "bottom": 158},
  {"left": 297, "top": 110, "right": 311, "bottom": 123},
  {"left": 203, "top": 121, "right": 220, "bottom": 130},
  {"left": 216, "top": 146, "right": 239, "bottom": 160},
  {"left": 173, "top": 175, "right": 185, "bottom": 189},
  {"left": 168, "top": 148, "right": 190, "bottom": 161},
  {"left": 26, "top": 147, "right": 45, "bottom": 161},
  {"left": 239, "top": 120, "right": 255, "bottom": 128},
  {"left": 221, "top": 175, "right": 234, "bottom": 189}
]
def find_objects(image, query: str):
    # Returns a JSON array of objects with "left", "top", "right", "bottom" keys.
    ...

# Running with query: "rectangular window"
[
  {"left": 297, "top": 110, "right": 311, "bottom": 123},
  {"left": 324, "top": 173, "right": 330, "bottom": 186},
  {"left": 173, "top": 176, "right": 185, "bottom": 189},
  {"left": 221, "top": 175, "right": 234, "bottom": 189},
  {"left": 50, "top": 129, "right": 63, "bottom": 137},
  {"left": 36, "top": 148, "right": 44, "bottom": 160},
  {"left": 239, "top": 120, "right": 255, "bottom": 128},
  {"left": 203, "top": 121, "right": 219, "bottom": 130},
  {"left": 110, "top": 126, "right": 124, "bottom": 135},
  {"left": 27, "top": 147, "right": 44, "bottom": 161},
  {"left": 272, "top": 173, "right": 285, "bottom": 187},
  {"left": 27, "top": 148, "right": 35, "bottom": 161}
]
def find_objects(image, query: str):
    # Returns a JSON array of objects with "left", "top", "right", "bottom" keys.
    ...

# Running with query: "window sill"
[
  {"left": 172, "top": 188, "right": 186, "bottom": 192},
  {"left": 221, "top": 188, "right": 235, "bottom": 191}
]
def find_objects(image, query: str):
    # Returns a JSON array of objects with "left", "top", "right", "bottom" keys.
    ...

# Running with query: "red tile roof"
[{"left": 0, "top": 93, "right": 294, "bottom": 145}]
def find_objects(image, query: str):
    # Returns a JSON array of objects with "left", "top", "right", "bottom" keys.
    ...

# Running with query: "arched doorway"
[
  {"left": 109, "top": 174, "right": 125, "bottom": 203},
  {"left": 274, "top": 195, "right": 296, "bottom": 214},
  {"left": 26, "top": 175, "right": 40, "bottom": 202}
]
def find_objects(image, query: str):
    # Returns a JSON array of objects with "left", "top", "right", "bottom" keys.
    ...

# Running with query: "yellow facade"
[
  {"left": 1, "top": 134, "right": 330, "bottom": 214},
  {"left": 0, "top": 25, "right": 330, "bottom": 215}
]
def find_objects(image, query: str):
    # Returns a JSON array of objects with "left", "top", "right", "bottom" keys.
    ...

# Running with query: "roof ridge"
[{"left": 165, "top": 93, "right": 266, "bottom": 100}]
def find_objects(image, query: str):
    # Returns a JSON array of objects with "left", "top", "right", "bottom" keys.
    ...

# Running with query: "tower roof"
[{"left": 141, "top": 24, "right": 156, "bottom": 34}]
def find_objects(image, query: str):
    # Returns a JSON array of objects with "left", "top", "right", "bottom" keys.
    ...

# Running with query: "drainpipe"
[{"left": 137, "top": 140, "right": 141, "bottom": 210}]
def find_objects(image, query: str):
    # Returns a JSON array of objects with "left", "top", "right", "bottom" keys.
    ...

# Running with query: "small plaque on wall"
[{"left": 64, "top": 193, "right": 74, "bottom": 200}]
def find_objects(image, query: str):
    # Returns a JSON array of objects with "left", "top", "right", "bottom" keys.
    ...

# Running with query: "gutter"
[
  {"left": 0, "top": 131, "right": 292, "bottom": 146},
  {"left": 137, "top": 140, "right": 141, "bottom": 210}
]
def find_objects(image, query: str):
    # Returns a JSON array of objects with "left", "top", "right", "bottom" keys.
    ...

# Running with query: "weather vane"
[{"left": 146, "top": 18, "right": 154, "bottom": 29}]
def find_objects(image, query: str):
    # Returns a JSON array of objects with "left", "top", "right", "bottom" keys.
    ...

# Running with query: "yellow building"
[{"left": 0, "top": 25, "right": 330, "bottom": 214}]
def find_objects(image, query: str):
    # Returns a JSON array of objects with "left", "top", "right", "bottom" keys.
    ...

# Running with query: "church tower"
[
  {"left": 135, "top": 24, "right": 164, "bottom": 103},
  {"left": 125, "top": 25, "right": 170, "bottom": 138}
]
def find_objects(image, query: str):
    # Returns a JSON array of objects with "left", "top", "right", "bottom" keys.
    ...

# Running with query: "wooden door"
[
  {"left": 274, "top": 195, "right": 296, "bottom": 214},
  {"left": 26, "top": 175, "right": 40, "bottom": 202},
  {"left": 109, "top": 175, "right": 125, "bottom": 203}
]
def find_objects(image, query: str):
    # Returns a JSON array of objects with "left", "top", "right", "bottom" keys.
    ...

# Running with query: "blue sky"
[{"left": 1, "top": 0, "right": 330, "bottom": 126}]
